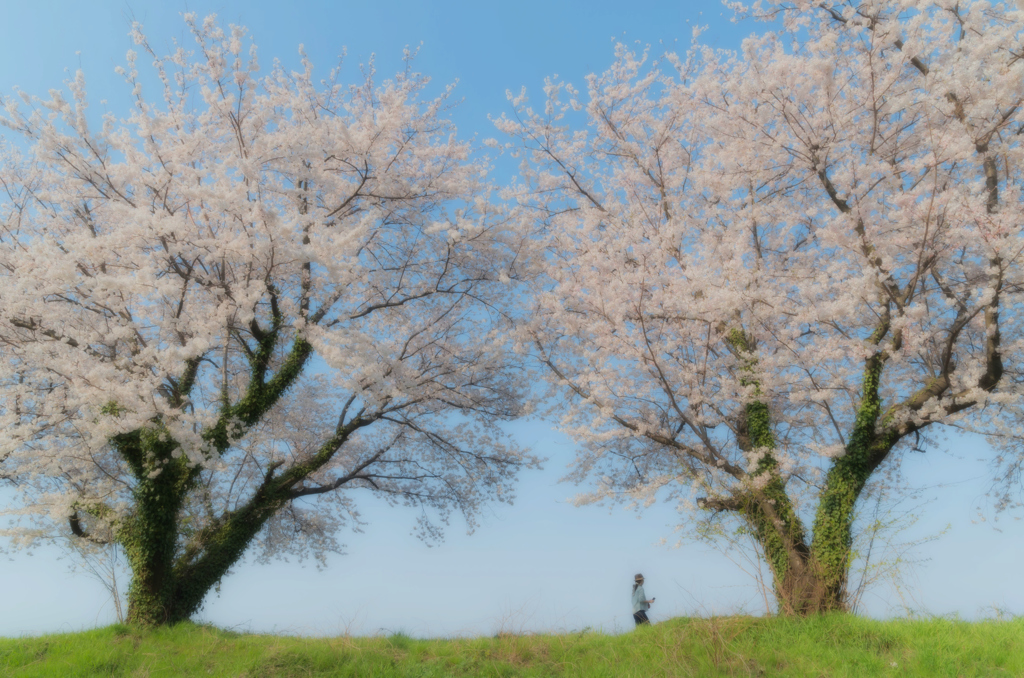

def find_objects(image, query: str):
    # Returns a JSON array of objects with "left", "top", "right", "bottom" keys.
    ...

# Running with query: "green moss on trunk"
[
  {"left": 810, "top": 355, "right": 897, "bottom": 610},
  {"left": 113, "top": 334, "right": 314, "bottom": 627},
  {"left": 118, "top": 429, "right": 191, "bottom": 626},
  {"left": 721, "top": 328, "right": 903, "bottom": 615},
  {"left": 169, "top": 493, "right": 289, "bottom": 622},
  {"left": 727, "top": 329, "right": 819, "bottom": 615},
  {"left": 736, "top": 400, "right": 819, "bottom": 615}
]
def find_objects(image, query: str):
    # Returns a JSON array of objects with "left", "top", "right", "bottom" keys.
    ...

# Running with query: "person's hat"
[{"left": 634, "top": 573, "right": 644, "bottom": 581}]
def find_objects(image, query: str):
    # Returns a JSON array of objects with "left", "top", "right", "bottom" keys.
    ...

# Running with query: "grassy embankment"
[{"left": 1, "top": 614, "right": 1021, "bottom": 677}]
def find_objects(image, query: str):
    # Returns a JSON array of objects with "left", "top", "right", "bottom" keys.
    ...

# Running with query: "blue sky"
[{"left": 1, "top": 0, "right": 1022, "bottom": 637}]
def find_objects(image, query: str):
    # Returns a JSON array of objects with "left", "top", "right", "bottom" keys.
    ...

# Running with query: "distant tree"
[
  {"left": 497, "top": 0, "right": 1024, "bottom": 614},
  {"left": 0, "top": 16, "right": 536, "bottom": 627}
]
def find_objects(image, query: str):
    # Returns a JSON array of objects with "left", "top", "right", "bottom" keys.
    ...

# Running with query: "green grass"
[{"left": 1, "top": 614, "right": 1021, "bottom": 677}]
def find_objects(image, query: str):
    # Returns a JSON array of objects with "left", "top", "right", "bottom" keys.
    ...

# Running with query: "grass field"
[{"left": 1, "top": 614, "right": 1021, "bottom": 677}]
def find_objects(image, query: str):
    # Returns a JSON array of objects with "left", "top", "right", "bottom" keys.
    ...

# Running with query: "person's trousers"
[{"left": 633, "top": 610, "right": 650, "bottom": 626}]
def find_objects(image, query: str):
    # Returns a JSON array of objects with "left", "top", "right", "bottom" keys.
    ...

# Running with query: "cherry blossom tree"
[
  {"left": 498, "top": 0, "right": 1024, "bottom": 614},
  {"left": 0, "top": 16, "right": 536, "bottom": 626}
]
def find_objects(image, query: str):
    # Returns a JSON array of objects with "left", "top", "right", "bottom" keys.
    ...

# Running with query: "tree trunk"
[
  {"left": 808, "top": 357, "right": 898, "bottom": 612},
  {"left": 732, "top": 373, "right": 896, "bottom": 616},
  {"left": 168, "top": 493, "right": 288, "bottom": 622},
  {"left": 119, "top": 442, "right": 189, "bottom": 626},
  {"left": 122, "top": 515, "right": 178, "bottom": 626},
  {"left": 116, "top": 443, "right": 297, "bottom": 626},
  {"left": 740, "top": 487, "right": 821, "bottom": 615},
  {"left": 742, "top": 480, "right": 859, "bottom": 615},
  {"left": 731, "top": 395, "right": 837, "bottom": 615},
  {"left": 119, "top": 473, "right": 287, "bottom": 626},
  {"left": 113, "top": 334, "right": 313, "bottom": 626}
]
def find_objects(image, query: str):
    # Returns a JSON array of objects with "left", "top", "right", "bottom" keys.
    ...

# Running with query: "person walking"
[{"left": 632, "top": 573, "right": 654, "bottom": 627}]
